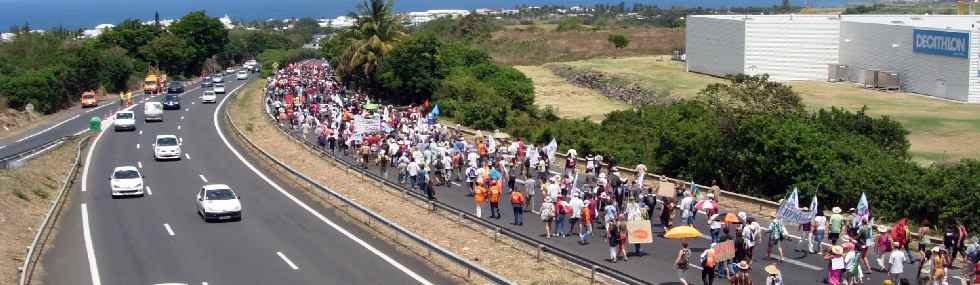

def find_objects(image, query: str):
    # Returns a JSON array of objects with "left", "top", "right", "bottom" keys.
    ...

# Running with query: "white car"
[
  {"left": 212, "top": 75, "right": 224, "bottom": 83},
  {"left": 144, "top": 102, "right": 163, "bottom": 122},
  {"left": 196, "top": 184, "right": 243, "bottom": 222},
  {"left": 236, "top": 70, "right": 248, "bottom": 80},
  {"left": 201, "top": 90, "right": 217, "bottom": 103},
  {"left": 113, "top": 111, "right": 136, "bottom": 131},
  {"left": 110, "top": 166, "right": 144, "bottom": 198},
  {"left": 153, "top": 135, "right": 182, "bottom": 160},
  {"left": 213, "top": 83, "right": 226, "bottom": 94},
  {"left": 225, "top": 67, "right": 236, "bottom": 74}
]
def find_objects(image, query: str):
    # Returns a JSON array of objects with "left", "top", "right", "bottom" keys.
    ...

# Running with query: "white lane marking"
[
  {"left": 146, "top": 186, "right": 152, "bottom": 195},
  {"left": 185, "top": 108, "right": 189, "bottom": 111},
  {"left": 276, "top": 251, "right": 299, "bottom": 270},
  {"left": 0, "top": 145, "right": 6, "bottom": 150},
  {"left": 81, "top": 204, "right": 102, "bottom": 285},
  {"left": 199, "top": 174, "right": 207, "bottom": 183},
  {"left": 163, "top": 223, "right": 175, "bottom": 236},
  {"left": 177, "top": 125, "right": 181, "bottom": 130},
  {"left": 185, "top": 153, "right": 191, "bottom": 159},
  {"left": 178, "top": 137, "right": 183, "bottom": 144},
  {"left": 450, "top": 182, "right": 461, "bottom": 186},
  {"left": 16, "top": 114, "right": 80, "bottom": 142},
  {"left": 74, "top": 129, "right": 88, "bottom": 136},
  {"left": 202, "top": 282, "right": 209, "bottom": 285},
  {"left": 180, "top": 116, "right": 184, "bottom": 120},
  {"left": 191, "top": 102, "right": 195, "bottom": 105},
  {"left": 138, "top": 130, "right": 143, "bottom": 135},
  {"left": 14, "top": 140, "right": 65, "bottom": 163},
  {"left": 136, "top": 143, "right": 140, "bottom": 149},
  {"left": 213, "top": 83, "right": 434, "bottom": 285},
  {"left": 138, "top": 161, "right": 143, "bottom": 168}
]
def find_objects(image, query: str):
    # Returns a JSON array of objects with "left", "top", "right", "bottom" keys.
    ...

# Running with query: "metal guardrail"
[
  {"left": 17, "top": 133, "right": 89, "bottom": 285},
  {"left": 223, "top": 104, "right": 515, "bottom": 284},
  {"left": 258, "top": 97, "right": 645, "bottom": 285}
]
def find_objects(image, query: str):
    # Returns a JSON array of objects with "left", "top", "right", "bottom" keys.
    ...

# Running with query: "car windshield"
[
  {"left": 165, "top": 95, "right": 178, "bottom": 101},
  {"left": 113, "top": 170, "right": 140, "bottom": 179},
  {"left": 82, "top": 94, "right": 95, "bottom": 99},
  {"left": 157, "top": 137, "right": 178, "bottom": 146},
  {"left": 116, "top": 113, "right": 133, "bottom": 119},
  {"left": 215, "top": 84, "right": 224, "bottom": 88},
  {"left": 169, "top": 82, "right": 181, "bottom": 87},
  {"left": 206, "top": 189, "right": 236, "bottom": 200}
]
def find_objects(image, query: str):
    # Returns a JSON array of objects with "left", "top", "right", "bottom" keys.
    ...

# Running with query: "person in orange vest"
[
  {"left": 489, "top": 180, "right": 502, "bottom": 219},
  {"left": 473, "top": 181, "right": 486, "bottom": 218},
  {"left": 510, "top": 190, "right": 525, "bottom": 225},
  {"left": 477, "top": 140, "right": 488, "bottom": 165}
]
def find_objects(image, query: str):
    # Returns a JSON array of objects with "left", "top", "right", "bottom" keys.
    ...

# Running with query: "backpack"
[
  {"left": 701, "top": 249, "right": 717, "bottom": 268},
  {"left": 677, "top": 249, "right": 690, "bottom": 269}
]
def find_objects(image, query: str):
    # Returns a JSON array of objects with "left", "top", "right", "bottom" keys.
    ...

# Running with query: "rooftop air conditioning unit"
[
  {"left": 828, "top": 64, "right": 849, "bottom": 82},
  {"left": 863, "top": 69, "right": 880, "bottom": 88},
  {"left": 877, "top": 70, "right": 901, "bottom": 90}
]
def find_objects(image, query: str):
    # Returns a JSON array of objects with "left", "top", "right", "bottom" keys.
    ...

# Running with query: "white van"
[{"left": 144, "top": 102, "right": 163, "bottom": 122}]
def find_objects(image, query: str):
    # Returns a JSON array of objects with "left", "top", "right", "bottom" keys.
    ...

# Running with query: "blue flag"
[
  {"left": 430, "top": 105, "right": 440, "bottom": 119},
  {"left": 854, "top": 192, "right": 870, "bottom": 226}
]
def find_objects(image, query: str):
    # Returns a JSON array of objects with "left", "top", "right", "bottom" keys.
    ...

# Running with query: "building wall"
[
  {"left": 686, "top": 17, "right": 744, "bottom": 77},
  {"left": 969, "top": 29, "right": 980, "bottom": 103},
  {"left": 839, "top": 22, "right": 970, "bottom": 102},
  {"left": 743, "top": 17, "right": 841, "bottom": 81}
]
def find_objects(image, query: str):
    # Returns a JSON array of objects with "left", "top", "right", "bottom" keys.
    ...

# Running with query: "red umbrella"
[{"left": 723, "top": 212, "right": 741, "bottom": 224}]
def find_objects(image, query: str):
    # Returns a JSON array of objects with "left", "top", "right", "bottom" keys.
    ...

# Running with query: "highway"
[{"left": 39, "top": 73, "right": 454, "bottom": 285}]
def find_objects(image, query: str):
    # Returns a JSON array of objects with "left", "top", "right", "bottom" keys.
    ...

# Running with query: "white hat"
[{"left": 832, "top": 207, "right": 842, "bottom": 214}]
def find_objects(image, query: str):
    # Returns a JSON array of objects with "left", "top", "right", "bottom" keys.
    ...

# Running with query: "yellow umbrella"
[{"left": 664, "top": 226, "right": 702, "bottom": 239}]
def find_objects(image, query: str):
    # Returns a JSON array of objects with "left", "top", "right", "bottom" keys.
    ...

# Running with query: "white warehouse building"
[{"left": 686, "top": 14, "right": 980, "bottom": 103}]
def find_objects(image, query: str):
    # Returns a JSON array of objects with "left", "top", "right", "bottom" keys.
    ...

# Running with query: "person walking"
[
  {"left": 875, "top": 225, "right": 894, "bottom": 272},
  {"left": 730, "top": 261, "right": 752, "bottom": 285},
  {"left": 814, "top": 211, "right": 828, "bottom": 254},
  {"left": 765, "top": 264, "right": 783, "bottom": 285},
  {"left": 473, "top": 182, "right": 486, "bottom": 218},
  {"left": 580, "top": 195, "right": 594, "bottom": 245},
  {"left": 608, "top": 219, "right": 622, "bottom": 262},
  {"left": 510, "top": 189, "right": 524, "bottom": 225},
  {"left": 488, "top": 181, "right": 502, "bottom": 219},
  {"left": 674, "top": 240, "right": 691, "bottom": 285},
  {"left": 570, "top": 194, "right": 585, "bottom": 238},
  {"left": 830, "top": 207, "right": 845, "bottom": 245},
  {"left": 916, "top": 248, "right": 934, "bottom": 285},
  {"left": 768, "top": 217, "right": 788, "bottom": 263},
  {"left": 887, "top": 241, "right": 909, "bottom": 285},
  {"left": 540, "top": 196, "right": 556, "bottom": 238},
  {"left": 796, "top": 207, "right": 814, "bottom": 254},
  {"left": 555, "top": 196, "right": 570, "bottom": 237},
  {"left": 701, "top": 243, "right": 718, "bottom": 285}
]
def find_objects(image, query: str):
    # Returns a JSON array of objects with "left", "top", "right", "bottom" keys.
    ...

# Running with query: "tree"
[
  {"left": 170, "top": 11, "right": 228, "bottom": 72},
  {"left": 97, "top": 19, "right": 159, "bottom": 59},
  {"left": 607, "top": 34, "right": 629, "bottom": 58},
  {"left": 140, "top": 33, "right": 196, "bottom": 76},
  {"left": 555, "top": 17, "right": 584, "bottom": 32},
  {"left": 339, "top": 0, "right": 407, "bottom": 85},
  {"left": 377, "top": 34, "right": 445, "bottom": 103},
  {"left": 98, "top": 46, "right": 136, "bottom": 93},
  {"left": 697, "top": 74, "right": 805, "bottom": 132}
]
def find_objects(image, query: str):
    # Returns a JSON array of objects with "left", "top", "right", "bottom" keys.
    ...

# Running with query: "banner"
[
  {"left": 626, "top": 220, "right": 653, "bottom": 244},
  {"left": 543, "top": 138, "right": 557, "bottom": 162},
  {"left": 354, "top": 116, "right": 381, "bottom": 134},
  {"left": 715, "top": 240, "right": 736, "bottom": 261},
  {"left": 853, "top": 192, "right": 870, "bottom": 227},
  {"left": 657, "top": 181, "right": 676, "bottom": 198},
  {"left": 776, "top": 188, "right": 819, "bottom": 224}
]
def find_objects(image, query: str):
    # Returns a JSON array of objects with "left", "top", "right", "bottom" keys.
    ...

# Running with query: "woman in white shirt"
[{"left": 813, "top": 212, "right": 828, "bottom": 254}]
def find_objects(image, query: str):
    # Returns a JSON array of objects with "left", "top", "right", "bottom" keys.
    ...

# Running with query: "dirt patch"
[
  {"left": 514, "top": 65, "right": 628, "bottom": 121},
  {"left": 0, "top": 136, "right": 83, "bottom": 285},
  {"left": 228, "top": 80, "right": 615, "bottom": 285},
  {"left": 486, "top": 27, "right": 683, "bottom": 66}
]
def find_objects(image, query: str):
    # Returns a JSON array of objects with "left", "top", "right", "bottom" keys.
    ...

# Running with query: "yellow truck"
[
  {"left": 80, "top": 90, "right": 98, "bottom": 108},
  {"left": 143, "top": 74, "right": 168, "bottom": 94}
]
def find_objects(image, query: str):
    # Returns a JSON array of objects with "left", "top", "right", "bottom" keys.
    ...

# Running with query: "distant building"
[
  {"left": 686, "top": 14, "right": 980, "bottom": 102},
  {"left": 1, "top": 32, "right": 15, "bottom": 42},
  {"left": 141, "top": 19, "right": 174, "bottom": 27},
  {"left": 404, "top": 9, "right": 470, "bottom": 25},
  {"left": 81, "top": 23, "right": 116, "bottom": 39},
  {"left": 328, "top": 16, "right": 356, "bottom": 28},
  {"left": 220, "top": 14, "right": 235, "bottom": 29}
]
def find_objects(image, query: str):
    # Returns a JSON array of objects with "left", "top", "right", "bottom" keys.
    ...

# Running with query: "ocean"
[{"left": 0, "top": 0, "right": 847, "bottom": 29}]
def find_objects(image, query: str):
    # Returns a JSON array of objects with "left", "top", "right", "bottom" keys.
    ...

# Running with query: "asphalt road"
[
  {"left": 40, "top": 73, "right": 454, "bottom": 285},
  {"left": 279, "top": 119, "right": 951, "bottom": 285}
]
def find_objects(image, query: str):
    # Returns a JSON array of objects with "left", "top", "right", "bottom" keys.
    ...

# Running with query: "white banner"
[
  {"left": 776, "top": 188, "right": 819, "bottom": 224},
  {"left": 354, "top": 116, "right": 381, "bottom": 134}
]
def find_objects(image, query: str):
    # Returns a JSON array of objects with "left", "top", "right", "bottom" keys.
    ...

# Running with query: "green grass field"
[{"left": 523, "top": 55, "right": 980, "bottom": 164}]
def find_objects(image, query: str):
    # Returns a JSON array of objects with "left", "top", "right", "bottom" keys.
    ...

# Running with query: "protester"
[
  {"left": 730, "top": 261, "right": 753, "bottom": 285},
  {"left": 675, "top": 240, "right": 691, "bottom": 285},
  {"left": 814, "top": 211, "right": 829, "bottom": 254},
  {"left": 765, "top": 264, "right": 783, "bottom": 285},
  {"left": 540, "top": 196, "right": 556, "bottom": 238},
  {"left": 768, "top": 217, "right": 788, "bottom": 263},
  {"left": 887, "top": 241, "right": 909, "bottom": 284},
  {"left": 701, "top": 243, "right": 718, "bottom": 285},
  {"left": 830, "top": 207, "right": 845, "bottom": 245},
  {"left": 510, "top": 189, "right": 524, "bottom": 225}
]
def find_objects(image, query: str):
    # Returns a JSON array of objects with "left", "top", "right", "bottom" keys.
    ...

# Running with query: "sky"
[{"left": 0, "top": 0, "right": 847, "bottom": 29}]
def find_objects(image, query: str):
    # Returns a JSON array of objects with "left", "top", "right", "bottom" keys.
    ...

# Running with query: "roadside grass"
[
  {"left": 229, "top": 79, "right": 608, "bottom": 285},
  {"left": 523, "top": 55, "right": 980, "bottom": 163},
  {"left": 514, "top": 65, "right": 628, "bottom": 121},
  {"left": 0, "top": 136, "right": 81, "bottom": 285},
  {"left": 484, "top": 27, "right": 683, "bottom": 66}
]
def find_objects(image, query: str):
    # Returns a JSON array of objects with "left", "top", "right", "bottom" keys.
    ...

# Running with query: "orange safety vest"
[
  {"left": 510, "top": 191, "right": 525, "bottom": 205},
  {"left": 489, "top": 184, "right": 501, "bottom": 203},
  {"left": 477, "top": 143, "right": 487, "bottom": 156},
  {"left": 474, "top": 186, "right": 486, "bottom": 204}
]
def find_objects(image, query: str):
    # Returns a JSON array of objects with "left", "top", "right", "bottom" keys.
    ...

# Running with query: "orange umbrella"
[
  {"left": 664, "top": 226, "right": 702, "bottom": 239},
  {"left": 723, "top": 213, "right": 741, "bottom": 224}
]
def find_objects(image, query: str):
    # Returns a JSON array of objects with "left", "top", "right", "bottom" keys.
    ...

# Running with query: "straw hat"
[
  {"left": 567, "top": 149, "right": 577, "bottom": 157},
  {"left": 877, "top": 225, "right": 889, "bottom": 233},
  {"left": 764, "top": 264, "right": 781, "bottom": 275},
  {"left": 931, "top": 246, "right": 941, "bottom": 253},
  {"left": 892, "top": 241, "right": 900, "bottom": 248},
  {"left": 737, "top": 261, "right": 750, "bottom": 270},
  {"left": 831, "top": 245, "right": 844, "bottom": 255},
  {"left": 832, "top": 207, "right": 842, "bottom": 214}
]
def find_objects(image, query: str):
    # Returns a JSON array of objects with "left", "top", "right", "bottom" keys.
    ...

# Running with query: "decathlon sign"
[{"left": 913, "top": 29, "right": 970, "bottom": 58}]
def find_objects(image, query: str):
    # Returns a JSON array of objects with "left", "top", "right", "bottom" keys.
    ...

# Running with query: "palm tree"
[{"left": 340, "top": 0, "right": 406, "bottom": 86}]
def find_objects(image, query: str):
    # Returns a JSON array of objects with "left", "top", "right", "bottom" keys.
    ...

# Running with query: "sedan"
[
  {"left": 225, "top": 67, "right": 236, "bottom": 74},
  {"left": 166, "top": 81, "right": 184, "bottom": 93},
  {"left": 201, "top": 90, "right": 217, "bottom": 103},
  {"left": 236, "top": 70, "right": 248, "bottom": 80},
  {"left": 110, "top": 166, "right": 144, "bottom": 198},
  {"left": 212, "top": 74, "right": 224, "bottom": 83},
  {"left": 196, "top": 184, "right": 242, "bottom": 222},
  {"left": 153, "top": 134, "right": 182, "bottom": 160},
  {"left": 213, "top": 83, "right": 226, "bottom": 94}
]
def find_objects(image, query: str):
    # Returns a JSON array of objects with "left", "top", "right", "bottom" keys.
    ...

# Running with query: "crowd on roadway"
[{"left": 261, "top": 59, "right": 980, "bottom": 285}]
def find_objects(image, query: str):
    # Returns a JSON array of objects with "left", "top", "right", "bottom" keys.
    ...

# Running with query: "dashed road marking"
[
  {"left": 185, "top": 108, "right": 189, "bottom": 111},
  {"left": 276, "top": 251, "right": 299, "bottom": 270},
  {"left": 185, "top": 153, "right": 191, "bottom": 159},
  {"left": 138, "top": 130, "right": 142, "bottom": 135},
  {"left": 136, "top": 143, "right": 140, "bottom": 149},
  {"left": 163, "top": 223, "right": 175, "bottom": 236},
  {"left": 145, "top": 186, "right": 152, "bottom": 195},
  {"left": 137, "top": 161, "right": 143, "bottom": 168},
  {"left": 199, "top": 174, "right": 207, "bottom": 183},
  {"left": 180, "top": 116, "right": 184, "bottom": 120},
  {"left": 177, "top": 125, "right": 181, "bottom": 130}
]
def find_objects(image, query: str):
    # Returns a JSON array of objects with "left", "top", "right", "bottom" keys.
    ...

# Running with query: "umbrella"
[
  {"left": 723, "top": 213, "right": 741, "bottom": 224},
  {"left": 664, "top": 226, "right": 702, "bottom": 239},
  {"left": 696, "top": 199, "right": 717, "bottom": 210}
]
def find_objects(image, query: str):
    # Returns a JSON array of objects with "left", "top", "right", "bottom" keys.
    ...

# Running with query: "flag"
[
  {"left": 430, "top": 105, "right": 440, "bottom": 119},
  {"left": 808, "top": 194, "right": 819, "bottom": 213},
  {"left": 487, "top": 133, "right": 496, "bottom": 152},
  {"left": 544, "top": 138, "right": 558, "bottom": 162},
  {"left": 690, "top": 178, "right": 698, "bottom": 199},
  {"left": 854, "top": 192, "right": 870, "bottom": 227},
  {"left": 776, "top": 188, "right": 818, "bottom": 224}
]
